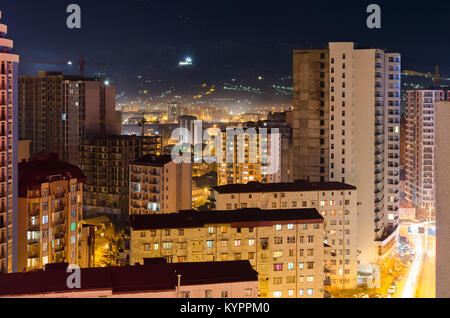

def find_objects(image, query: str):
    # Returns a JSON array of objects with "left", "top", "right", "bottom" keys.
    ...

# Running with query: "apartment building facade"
[
  {"left": 129, "top": 155, "right": 192, "bottom": 215},
  {"left": 17, "top": 153, "right": 85, "bottom": 272},
  {"left": 130, "top": 209, "right": 325, "bottom": 298},
  {"left": 0, "top": 11, "right": 19, "bottom": 273},
  {"left": 405, "top": 89, "right": 450, "bottom": 217},
  {"left": 80, "top": 135, "right": 162, "bottom": 219},
  {"left": 18, "top": 71, "right": 121, "bottom": 166},
  {"left": 290, "top": 43, "right": 401, "bottom": 276},
  {"left": 217, "top": 126, "right": 282, "bottom": 185},
  {"left": 211, "top": 180, "right": 358, "bottom": 289}
]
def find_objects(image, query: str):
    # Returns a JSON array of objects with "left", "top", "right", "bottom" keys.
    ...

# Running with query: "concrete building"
[
  {"left": 18, "top": 71, "right": 121, "bottom": 166},
  {"left": 288, "top": 49, "right": 330, "bottom": 183},
  {"left": 405, "top": 90, "right": 450, "bottom": 218},
  {"left": 251, "top": 116, "right": 293, "bottom": 183},
  {"left": 211, "top": 180, "right": 358, "bottom": 289},
  {"left": 0, "top": 10, "right": 19, "bottom": 273},
  {"left": 130, "top": 208, "right": 325, "bottom": 298},
  {"left": 434, "top": 100, "right": 450, "bottom": 298},
  {"left": 290, "top": 43, "right": 401, "bottom": 281},
  {"left": 217, "top": 126, "right": 282, "bottom": 185},
  {"left": 80, "top": 135, "right": 162, "bottom": 220},
  {"left": 17, "top": 153, "right": 85, "bottom": 272},
  {"left": 129, "top": 155, "right": 192, "bottom": 215},
  {"left": 0, "top": 260, "right": 258, "bottom": 298}
]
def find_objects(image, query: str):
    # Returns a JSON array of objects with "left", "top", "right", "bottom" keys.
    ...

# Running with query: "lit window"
[{"left": 273, "top": 291, "right": 282, "bottom": 298}]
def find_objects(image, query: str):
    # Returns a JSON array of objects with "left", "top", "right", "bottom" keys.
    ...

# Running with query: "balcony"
[
  {"left": 54, "top": 231, "right": 65, "bottom": 239},
  {"left": 28, "top": 209, "right": 40, "bottom": 217},
  {"left": 54, "top": 205, "right": 66, "bottom": 212},
  {"left": 53, "top": 217, "right": 66, "bottom": 226},
  {"left": 54, "top": 245, "right": 65, "bottom": 253},
  {"left": 28, "top": 224, "right": 40, "bottom": 231}
]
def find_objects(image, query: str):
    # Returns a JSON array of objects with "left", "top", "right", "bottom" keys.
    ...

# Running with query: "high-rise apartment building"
[
  {"left": 435, "top": 100, "right": 450, "bottom": 298},
  {"left": 18, "top": 71, "right": 121, "bottom": 165},
  {"left": 129, "top": 155, "right": 192, "bottom": 215},
  {"left": 287, "top": 49, "right": 330, "bottom": 183},
  {"left": 130, "top": 208, "right": 325, "bottom": 298},
  {"left": 80, "top": 135, "right": 162, "bottom": 220},
  {"left": 0, "top": 11, "right": 19, "bottom": 273},
  {"left": 405, "top": 90, "right": 450, "bottom": 218},
  {"left": 291, "top": 43, "right": 401, "bottom": 279},
  {"left": 211, "top": 180, "right": 358, "bottom": 289},
  {"left": 17, "top": 153, "right": 85, "bottom": 272},
  {"left": 217, "top": 126, "right": 282, "bottom": 185}
]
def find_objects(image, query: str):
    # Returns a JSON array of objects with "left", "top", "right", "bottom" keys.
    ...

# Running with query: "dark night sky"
[{"left": 1, "top": 0, "right": 449, "bottom": 93}]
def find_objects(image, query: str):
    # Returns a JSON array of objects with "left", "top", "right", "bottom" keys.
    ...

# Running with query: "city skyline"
[
  {"left": 0, "top": 1, "right": 447, "bottom": 301},
  {"left": 2, "top": 1, "right": 449, "bottom": 103}
]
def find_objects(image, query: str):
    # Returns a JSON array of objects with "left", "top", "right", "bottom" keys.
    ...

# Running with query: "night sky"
[{"left": 2, "top": 0, "right": 449, "bottom": 96}]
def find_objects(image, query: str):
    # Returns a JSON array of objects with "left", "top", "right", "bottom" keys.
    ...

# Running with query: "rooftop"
[
  {"left": 131, "top": 208, "right": 323, "bottom": 230},
  {"left": 212, "top": 180, "right": 356, "bottom": 194},
  {"left": 0, "top": 260, "right": 258, "bottom": 297},
  {"left": 18, "top": 153, "right": 86, "bottom": 197}
]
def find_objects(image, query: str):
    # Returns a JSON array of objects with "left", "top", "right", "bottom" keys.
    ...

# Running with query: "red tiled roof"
[
  {"left": 0, "top": 261, "right": 258, "bottom": 297},
  {"left": 18, "top": 154, "right": 86, "bottom": 197}
]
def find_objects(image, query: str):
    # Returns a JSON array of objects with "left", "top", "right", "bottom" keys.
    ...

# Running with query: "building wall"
[
  {"left": 329, "top": 43, "right": 400, "bottom": 266},
  {"left": 17, "top": 178, "right": 84, "bottom": 272},
  {"left": 405, "top": 90, "right": 449, "bottom": 217},
  {"left": 18, "top": 140, "right": 31, "bottom": 162},
  {"left": 217, "top": 128, "right": 281, "bottom": 185},
  {"left": 435, "top": 101, "right": 450, "bottom": 298},
  {"left": 0, "top": 11, "right": 20, "bottom": 273},
  {"left": 81, "top": 136, "right": 162, "bottom": 219},
  {"left": 18, "top": 73, "right": 121, "bottom": 166},
  {"left": 131, "top": 221, "right": 324, "bottom": 298},
  {"left": 212, "top": 188, "right": 358, "bottom": 289},
  {"left": 290, "top": 50, "right": 329, "bottom": 182},
  {"left": 129, "top": 160, "right": 192, "bottom": 215}
]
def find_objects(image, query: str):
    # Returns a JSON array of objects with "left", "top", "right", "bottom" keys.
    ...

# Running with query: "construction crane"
[
  {"left": 23, "top": 55, "right": 107, "bottom": 77},
  {"left": 402, "top": 65, "right": 450, "bottom": 87}
]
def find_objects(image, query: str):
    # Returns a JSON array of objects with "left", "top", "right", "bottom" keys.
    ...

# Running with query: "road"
[{"left": 392, "top": 222, "right": 435, "bottom": 298}]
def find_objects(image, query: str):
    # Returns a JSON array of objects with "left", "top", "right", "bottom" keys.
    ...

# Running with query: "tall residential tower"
[
  {"left": 405, "top": 89, "right": 449, "bottom": 218},
  {"left": 291, "top": 42, "right": 401, "bottom": 282},
  {"left": 0, "top": 11, "right": 19, "bottom": 273}
]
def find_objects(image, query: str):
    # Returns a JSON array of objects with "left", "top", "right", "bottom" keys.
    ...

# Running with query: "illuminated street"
[{"left": 393, "top": 221, "right": 436, "bottom": 298}]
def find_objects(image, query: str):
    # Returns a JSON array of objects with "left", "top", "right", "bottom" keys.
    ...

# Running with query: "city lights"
[{"left": 0, "top": 1, "right": 445, "bottom": 304}]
